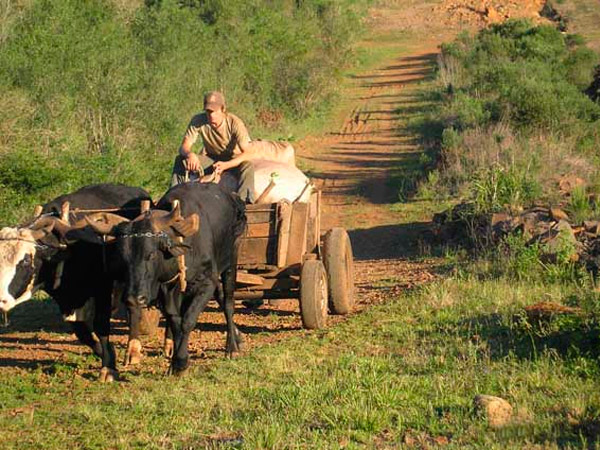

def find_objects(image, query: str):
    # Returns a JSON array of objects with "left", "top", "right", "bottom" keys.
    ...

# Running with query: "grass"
[
  {"left": 556, "top": 0, "right": 600, "bottom": 53},
  {"left": 2, "top": 274, "right": 600, "bottom": 448}
]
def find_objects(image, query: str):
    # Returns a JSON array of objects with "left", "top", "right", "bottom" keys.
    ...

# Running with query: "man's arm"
[
  {"left": 179, "top": 127, "right": 202, "bottom": 172},
  {"left": 212, "top": 140, "right": 256, "bottom": 174}
]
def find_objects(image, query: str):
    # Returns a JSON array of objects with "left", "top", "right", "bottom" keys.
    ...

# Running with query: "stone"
[
  {"left": 525, "top": 301, "right": 581, "bottom": 322},
  {"left": 584, "top": 221, "right": 600, "bottom": 236},
  {"left": 550, "top": 208, "right": 569, "bottom": 222},
  {"left": 559, "top": 175, "right": 586, "bottom": 195},
  {"left": 539, "top": 220, "right": 580, "bottom": 262},
  {"left": 485, "top": 6, "right": 503, "bottom": 23},
  {"left": 474, "top": 395, "right": 513, "bottom": 428}
]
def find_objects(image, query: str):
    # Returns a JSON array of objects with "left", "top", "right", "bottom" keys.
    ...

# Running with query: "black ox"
[
  {"left": 87, "top": 182, "right": 246, "bottom": 374},
  {"left": 0, "top": 183, "right": 151, "bottom": 381}
]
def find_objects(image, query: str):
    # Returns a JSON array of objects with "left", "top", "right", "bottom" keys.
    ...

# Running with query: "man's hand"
[
  {"left": 213, "top": 160, "right": 232, "bottom": 175},
  {"left": 184, "top": 152, "right": 201, "bottom": 172}
]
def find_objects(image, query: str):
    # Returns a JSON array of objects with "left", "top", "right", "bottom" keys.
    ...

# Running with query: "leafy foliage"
[
  {"left": 0, "top": 0, "right": 368, "bottom": 224},
  {"left": 420, "top": 20, "right": 600, "bottom": 214}
]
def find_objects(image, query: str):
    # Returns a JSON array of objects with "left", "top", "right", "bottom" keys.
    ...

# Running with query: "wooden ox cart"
[{"left": 235, "top": 189, "right": 355, "bottom": 329}]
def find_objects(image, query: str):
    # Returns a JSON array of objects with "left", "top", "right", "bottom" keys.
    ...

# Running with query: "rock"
[
  {"left": 540, "top": 220, "right": 578, "bottom": 260},
  {"left": 584, "top": 221, "right": 600, "bottom": 236},
  {"left": 485, "top": 6, "right": 503, "bottom": 23},
  {"left": 525, "top": 301, "right": 581, "bottom": 322},
  {"left": 474, "top": 395, "right": 513, "bottom": 428},
  {"left": 550, "top": 208, "right": 569, "bottom": 222},
  {"left": 559, "top": 175, "right": 586, "bottom": 195}
]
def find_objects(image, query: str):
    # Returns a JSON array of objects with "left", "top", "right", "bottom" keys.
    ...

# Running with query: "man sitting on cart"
[{"left": 171, "top": 91, "right": 256, "bottom": 203}]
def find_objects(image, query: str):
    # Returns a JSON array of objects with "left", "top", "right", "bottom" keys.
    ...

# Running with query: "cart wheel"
[
  {"left": 323, "top": 227, "right": 355, "bottom": 315},
  {"left": 300, "top": 260, "right": 328, "bottom": 329}
]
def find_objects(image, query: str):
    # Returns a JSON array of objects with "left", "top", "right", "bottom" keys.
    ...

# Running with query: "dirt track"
[{"left": 0, "top": 1, "right": 538, "bottom": 379}]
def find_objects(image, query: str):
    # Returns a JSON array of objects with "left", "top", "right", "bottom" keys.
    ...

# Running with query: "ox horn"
[
  {"left": 85, "top": 213, "right": 129, "bottom": 236},
  {"left": 29, "top": 215, "right": 92, "bottom": 242},
  {"left": 150, "top": 202, "right": 199, "bottom": 237},
  {"left": 29, "top": 219, "right": 55, "bottom": 241},
  {"left": 150, "top": 201, "right": 181, "bottom": 231}
]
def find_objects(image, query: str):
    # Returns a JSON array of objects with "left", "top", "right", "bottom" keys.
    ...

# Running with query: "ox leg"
[
  {"left": 163, "top": 290, "right": 184, "bottom": 373},
  {"left": 221, "top": 268, "right": 243, "bottom": 356},
  {"left": 158, "top": 287, "right": 174, "bottom": 358},
  {"left": 93, "top": 295, "right": 117, "bottom": 383},
  {"left": 170, "top": 280, "right": 215, "bottom": 375},
  {"left": 71, "top": 321, "right": 103, "bottom": 357},
  {"left": 123, "top": 297, "right": 143, "bottom": 366}
]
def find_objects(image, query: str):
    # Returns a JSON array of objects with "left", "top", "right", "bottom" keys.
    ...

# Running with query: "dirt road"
[{"left": 0, "top": 1, "right": 542, "bottom": 378}]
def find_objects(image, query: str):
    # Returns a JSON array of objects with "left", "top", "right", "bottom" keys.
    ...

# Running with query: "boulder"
[
  {"left": 473, "top": 395, "right": 513, "bottom": 428},
  {"left": 550, "top": 208, "right": 569, "bottom": 222},
  {"left": 524, "top": 301, "right": 581, "bottom": 322}
]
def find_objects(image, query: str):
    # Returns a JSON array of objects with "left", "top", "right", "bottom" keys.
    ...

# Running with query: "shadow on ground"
[{"left": 349, "top": 221, "right": 435, "bottom": 260}]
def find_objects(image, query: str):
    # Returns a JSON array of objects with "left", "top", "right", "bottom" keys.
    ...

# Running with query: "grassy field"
[
  {"left": 2, "top": 275, "right": 600, "bottom": 448},
  {"left": 2, "top": 2, "right": 600, "bottom": 448}
]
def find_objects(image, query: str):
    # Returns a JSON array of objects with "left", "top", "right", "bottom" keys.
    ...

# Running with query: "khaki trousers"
[{"left": 170, "top": 154, "right": 255, "bottom": 203}]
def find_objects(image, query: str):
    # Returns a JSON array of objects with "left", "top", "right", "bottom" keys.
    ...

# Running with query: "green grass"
[{"left": 2, "top": 275, "right": 600, "bottom": 448}]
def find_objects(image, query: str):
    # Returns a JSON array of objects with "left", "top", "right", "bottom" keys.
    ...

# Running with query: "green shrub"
[
  {"left": 472, "top": 165, "right": 541, "bottom": 213},
  {"left": 0, "top": 0, "right": 369, "bottom": 225},
  {"left": 423, "top": 19, "right": 600, "bottom": 214}
]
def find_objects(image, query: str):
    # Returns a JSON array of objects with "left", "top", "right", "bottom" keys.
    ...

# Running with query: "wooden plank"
[
  {"left": 236, "top": 272, "right": 265, "bottom": 286},
  {"left": 276, "top": 201, "right": 292, "bottom": 268},
  {"left": 239, "top": 237, "right": 277, "bottom": 265},
  {"left": 246, "top": 208, "right": 276, "bottom": 224},
  {"left": 306, "top": 191, "right": 319, "bottom": 254},
  {"left": 246, "top": 222, "right": 273, "bottom": 238},
  {"left": 286, "top": 203, "right": 309, "bottom": 265}
]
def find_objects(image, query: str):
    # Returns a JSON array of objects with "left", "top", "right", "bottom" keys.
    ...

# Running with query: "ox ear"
[{"left": 170, "top": 214, "right": 200, "bottom": 238}]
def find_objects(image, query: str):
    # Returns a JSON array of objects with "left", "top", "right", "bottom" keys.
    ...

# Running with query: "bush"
[
  {"left": 421, "top": 20, "right": 600, "bottom": 213},
  {"left": 0, "top": 0, "right": 369, "bottom": 224}
]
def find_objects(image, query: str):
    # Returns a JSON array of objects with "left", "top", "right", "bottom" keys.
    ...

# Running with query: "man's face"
[{"left": 206, "top": 107, "right": 225, "bottom": 128}]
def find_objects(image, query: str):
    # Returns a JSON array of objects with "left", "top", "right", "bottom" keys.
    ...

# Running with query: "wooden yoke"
[
  {"left": 53, "top": 201, "right": 70, "bottom": 289},
  {"left": 172, "top": 200, "right": 187, "bottom": 292}
]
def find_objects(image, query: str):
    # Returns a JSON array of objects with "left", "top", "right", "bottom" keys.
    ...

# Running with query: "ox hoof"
[
  {"left": 169, "top": 357, "right": 189, "bottom": 376},
  {"left": 235, "top": 328, "right": 244, "bottom": 348},
  {"left": 163, "top": 338, "right": 174, "bottom": 359},
  {"left": 99, "top": 367, "right": 118, "bottom": 383},
  {"left": 124, "top": 339, "right": 143, "bottom": 366}
]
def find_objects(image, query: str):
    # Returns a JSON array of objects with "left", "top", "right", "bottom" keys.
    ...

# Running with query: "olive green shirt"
[{"left": 184, "top": 112, "right": 251, "bottom": 161}]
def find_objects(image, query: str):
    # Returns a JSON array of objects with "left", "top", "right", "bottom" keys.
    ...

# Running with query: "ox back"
[{"left": 156, "top": 182, "right": 246, "bottom": 274}]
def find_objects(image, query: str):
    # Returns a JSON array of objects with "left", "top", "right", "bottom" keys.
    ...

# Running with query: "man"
[{"left": 171, "top": 91, "right": 255, "bottom": 202}]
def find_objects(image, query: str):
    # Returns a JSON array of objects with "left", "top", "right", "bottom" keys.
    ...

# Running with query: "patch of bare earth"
[{"left": 0, "top": 1, "right": 547, "bottom": 378}]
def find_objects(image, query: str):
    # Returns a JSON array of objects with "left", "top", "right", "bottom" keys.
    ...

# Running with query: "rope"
[{"left": 0, "top": 237, "right": 65, "bottom": 250}]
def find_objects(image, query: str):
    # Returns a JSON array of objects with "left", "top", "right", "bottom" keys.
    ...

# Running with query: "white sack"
[{"left": 253, "top": 159, "right": 311, "bottom": 204}]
